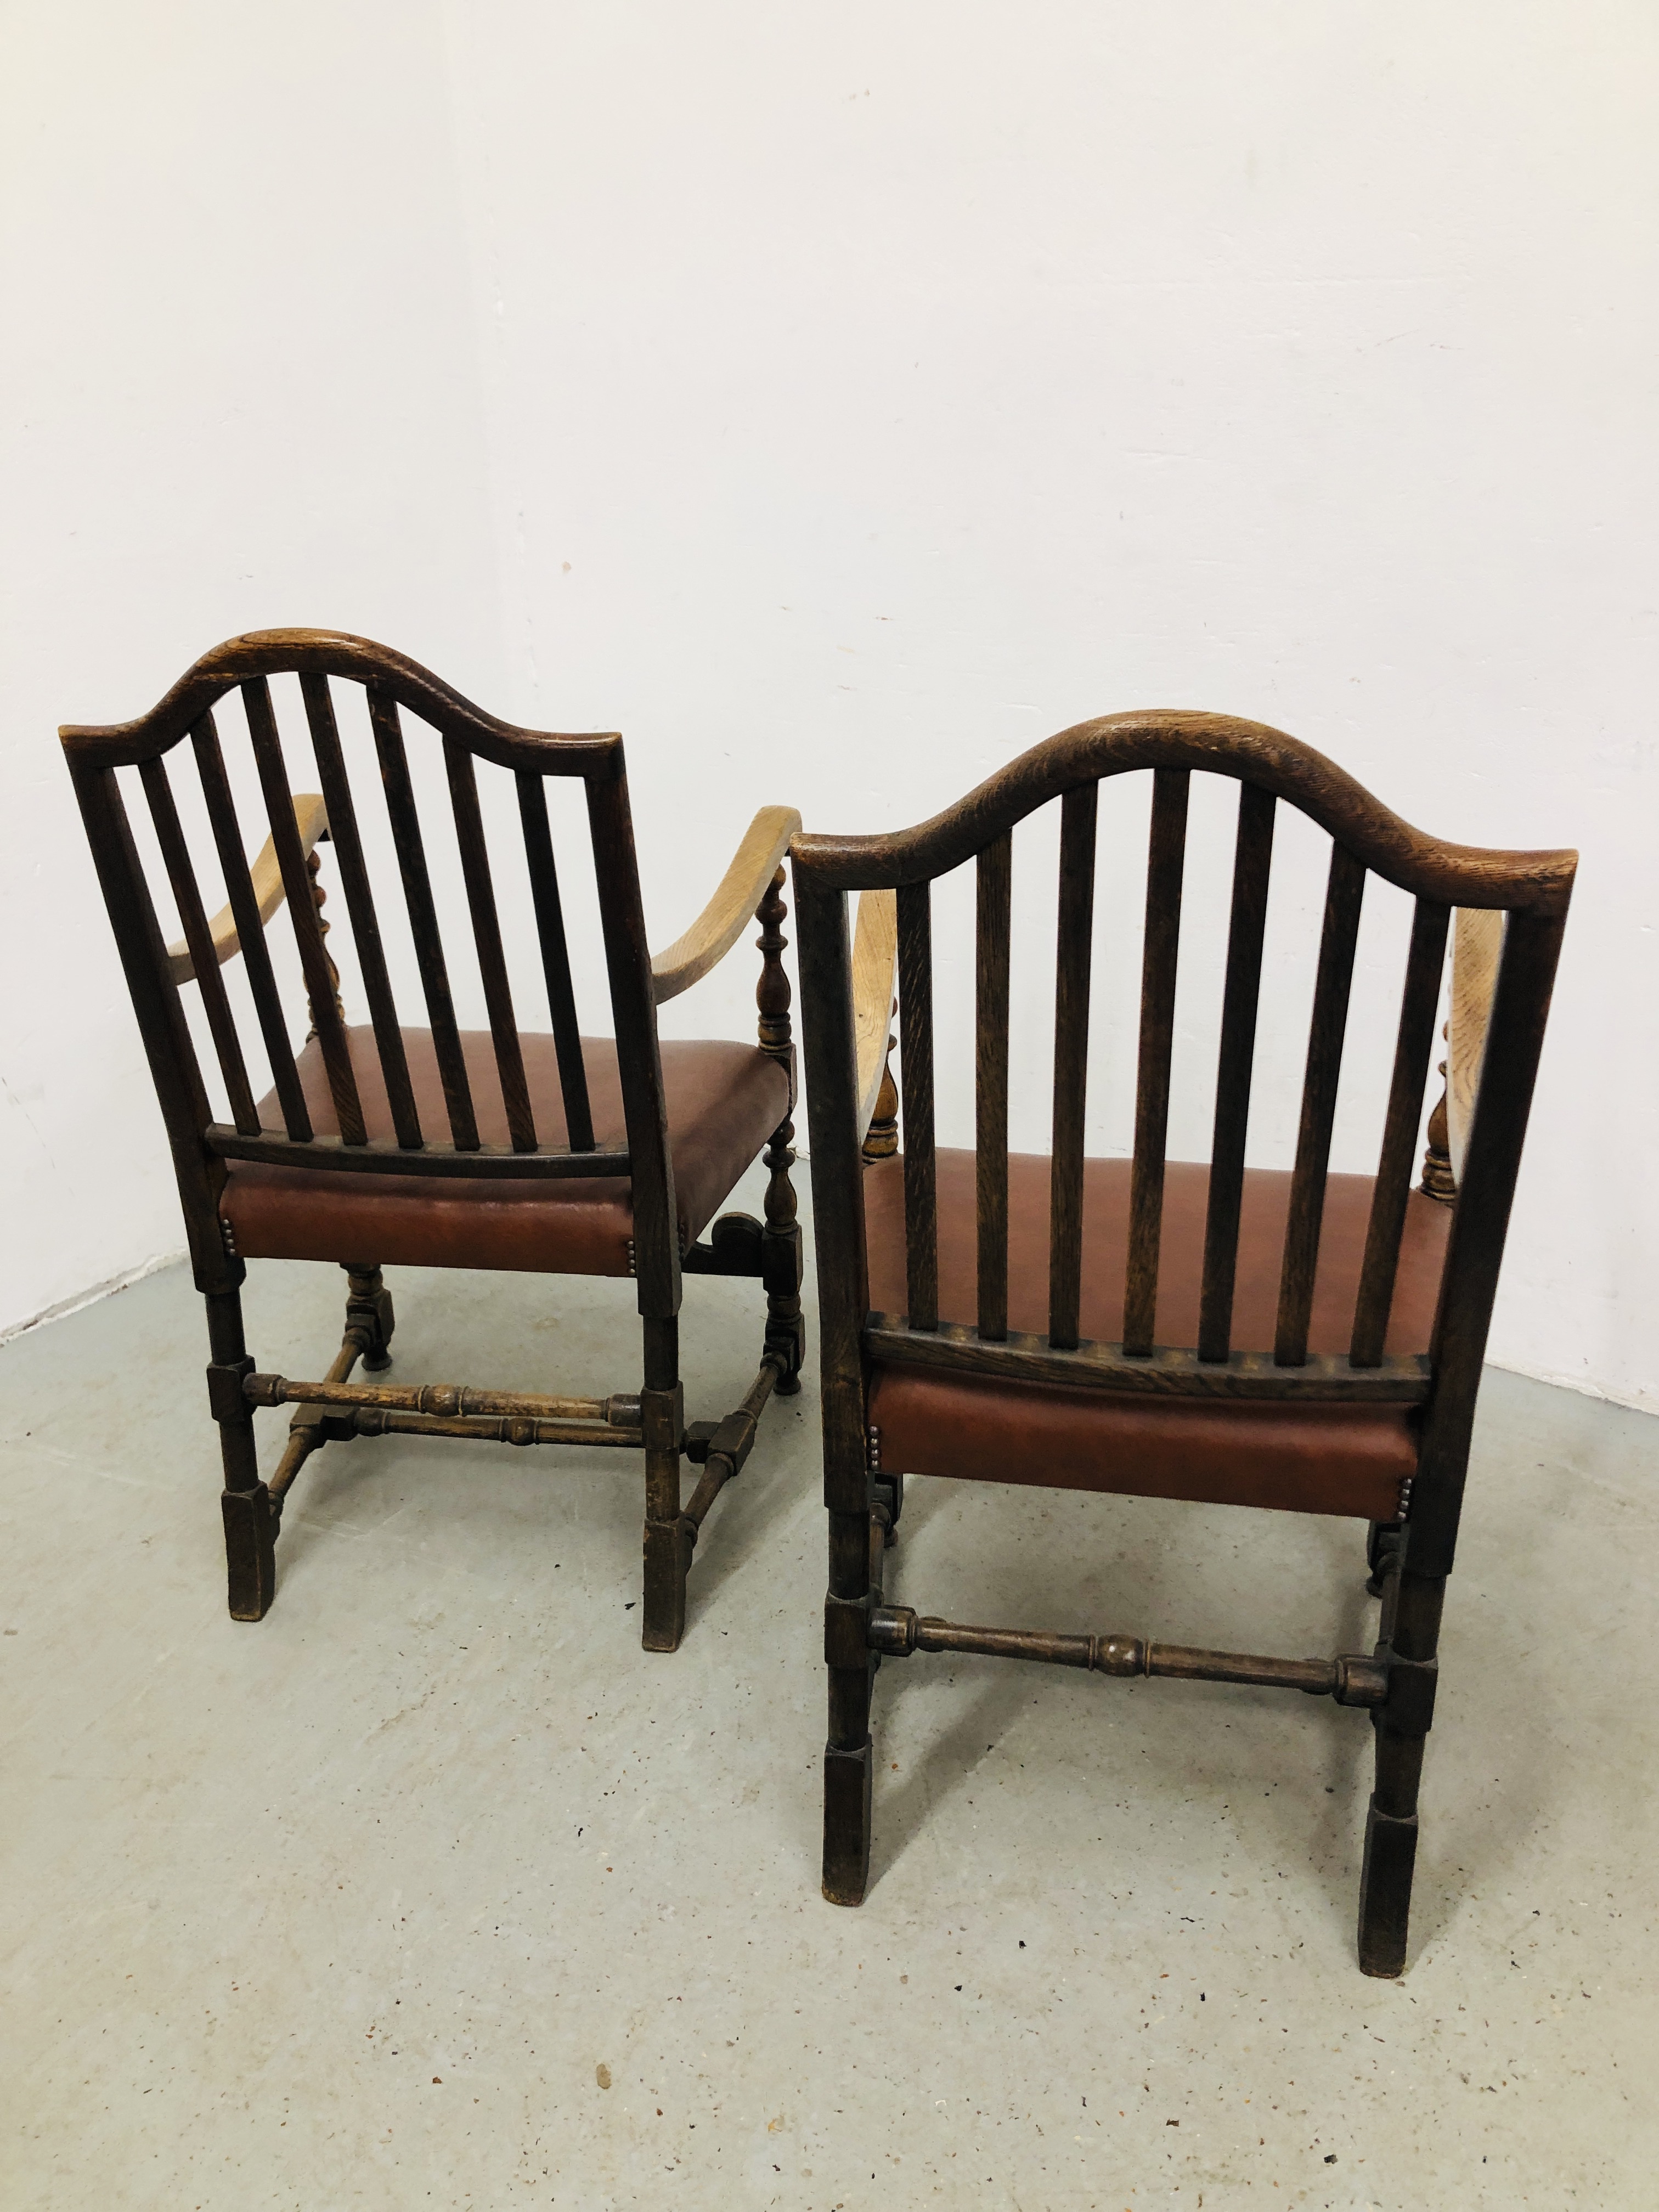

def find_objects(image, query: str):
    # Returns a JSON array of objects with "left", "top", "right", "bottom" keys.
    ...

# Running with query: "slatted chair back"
[
  {"left": 793, "top": 710, "right": 1576, "bottom": 1583},
  {"left": 61, "top": 629, "right": 681, "bottom": 1317}
]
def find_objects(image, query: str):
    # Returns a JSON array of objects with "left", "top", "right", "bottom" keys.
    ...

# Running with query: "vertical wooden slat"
[
  {"left": 1350, "top": 898, "right": 1451, "bottom": 1365},
  {"left": 190, "top": 713, "right": 312, "bottom": 1141},
  {"left": 444, "top": 738, "right": 537, "bottom": 1152},
  {"left": 299, "top": 674, "right": 422, "bottom": 1150},
  {"left": 585, "top": 768, "right": 678, "bottom": 1317},
  {"left": 975, "top": 833, "right": 1012, "bottom": 1340},
  {"left": 138, "top": 757, "right": 259, "bottom": 1135},
  {"left": 516, "top": 770, "right": 595, "bottom": 1151},
  {"left": 1274, "top": 842, "right": 1367, "bottom": 1365},
  {"left": 242, "top": 678, "right": 366, "bottom": 1146},
  {"left": 1122, "top": 768, "right": 1192, "bottom": 1357},
  {"left": 367, "top": 686, "right": 479, "bottom": 1149},
  {"left": 1197, "top": 782, "right": 1276, "bottom": 1359},
  {"left": 1047, "top": 782, "right": 1098, "bottom": 1351},
  {"left": 895, "top": 879, "right": 937, "bottom": 1331}
]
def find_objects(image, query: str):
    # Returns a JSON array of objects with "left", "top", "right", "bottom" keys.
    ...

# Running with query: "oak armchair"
[
  {"left": 64, "top": 629, "right": 804, "bottom": 1652},
  {"left": 793, "top": 714, "right": 1573, "bottom": 1976}
]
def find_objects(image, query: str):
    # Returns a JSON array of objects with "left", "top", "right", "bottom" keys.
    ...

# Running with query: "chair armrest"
[
  {"left": 852, "top": 888, "right": 898, "bottom": 1146},
  {"left": 165, "top": 794, "right": 330, "bottom": 986},
  {"left": 651, "top": 805, "right": 803, "bottom": 1005},
  {"left": 1446, "top": 907, "right": 1504, "bottom": 1187}
]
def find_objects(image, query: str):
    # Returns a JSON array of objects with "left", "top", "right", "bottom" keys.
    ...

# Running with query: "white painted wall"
[
  {"left": 0, "top": 0, "right": 498, "bottom": 1328},
  {"left": 4, "top": 4, "right": 1655, "bottom": 1413}
]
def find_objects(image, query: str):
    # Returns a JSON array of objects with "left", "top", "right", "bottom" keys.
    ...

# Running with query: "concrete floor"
[{"left": 3, "top": 1164, "right": 1656, "bottom": 2210}]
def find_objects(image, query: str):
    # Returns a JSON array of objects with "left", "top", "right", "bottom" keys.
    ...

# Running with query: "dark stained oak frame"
[
  {"left": 63, "top": 629, "right": 805, "bottom": 1654},
  {"left": 793, "top": 707, "right": 1574, "bottom": 1977}
]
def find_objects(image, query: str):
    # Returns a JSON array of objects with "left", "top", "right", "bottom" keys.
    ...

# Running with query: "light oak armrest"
[
  {"left": 651, "top": 804, "right": 803, "bottom": 1005},
  {"left": 1446, "top": 906, "right": 1504, "bottom": 1187},
  {"left": 852, "top": 888, "right": 898, "bottom": 1146},
  {"left": 165, "top": 794, "right": 330, "bottom": 986}
]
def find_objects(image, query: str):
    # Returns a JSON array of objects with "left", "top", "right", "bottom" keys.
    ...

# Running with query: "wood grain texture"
[
  {"left": 369, "top": 686, "right": 479, "bottom": 1150},
  {"left": 975, "top": 834, "right": 1013, "bottom": 1340},
  {"left": 444, "top": 737, "right": 537, "bottom": 1152},
  {"left": 1198, "top": 782, "right": 1276, "bottom": 1361},
  {"left": 793, "top": 868, "right": 874, "bottom": 1518},
  {"left": 787, "top": 715, "right": 1576, "bottom": 1961},
  {"left": 1048, "top": 783, "right": 1098, "bottom": 1350},
  {"left": 864, "top": 1316, "right": 1430, "bottom": 1402},
  {"left": 850, "top": 887, "right": 898, "bottom": 1147},
  {"left": 651, "top": 805, "right": 802, "bottom": 1002},
  {"left": 1123, "top": 768, "right": 1190, "bottom": 1356},
  {"left": 1410, "top": 909, "right": 1571, "bottom": 1575},
  {"left": 60, "top": 627, "right": 624, "bottom": 781},
  {"left": 141, "top": 757, "right": 259, "bottom": 1133},
  {"left": 1350, "top": 899, "right": 1451, "bottom": 1367},
  {"left": 301, "top": 673, "right": 422, "bottom": 1149},
  {"left": 1274, "top": 843, "right": 1366, "bottom": 1366},
  {"left": 67, "top": 630, "right": 799, "bottom": 1644},
  {"left": 162, "top": 792, "right": 331, "bottom": 988},
  {"left": 189, "top": 714, "right": 313, "bottom": 1144},
  {"left": 242, "top": 678, "right": 365, "bottom": 1146},
  {"left": 793, "top": 709, "right": 1575, "bottom": 915},
  {"left": 516, "top": 770, "right": 595, "bottom": 1152},
  {"left": 1447, "top": 906, "right": 1505, "bottom": 1186},
  {"left": 587, "top": 772, "right": 680, "bottom": 1319},
  {"left": 895, "top": 881, "right": 938, "bottom": 1331}
]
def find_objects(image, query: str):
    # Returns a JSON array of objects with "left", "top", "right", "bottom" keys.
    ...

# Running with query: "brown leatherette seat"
[
  {"left": 223, "top": 1028, "right": 790, "bottom": 1277},
  {"left": 864, "top": 1152, "right": 1451, "bottom": 1522}
]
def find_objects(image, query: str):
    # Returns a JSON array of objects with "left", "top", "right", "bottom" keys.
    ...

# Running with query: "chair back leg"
[
  {"left": 1357, "top": 1558, "right": 1444, "bottom": 1974},
  {"left": 640, "top": 1316, "right": 688, "bottom": 1652},
  {"left": 204, "top": 1284, "right": 276, "bottom": 1621}
]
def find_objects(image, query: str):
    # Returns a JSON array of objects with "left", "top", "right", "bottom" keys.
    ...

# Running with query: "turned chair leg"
[
  {"left": 761, "top": 1115, "right": 805, "bottom": 1394},
  {"left": 342, "top": 1262, "right": 395, "bottom": 1370},
  {"left": 1358, "top": 1562, "right": 1443, "bottom": 1976},
  {"left": 754, "top": 865, "right": 806, "bottom": 1395},
  {"left": 204, "top": 1285, "right": 275, "bottom": 1622},
  {"left": 640, "top": 1316, "right": 688, "bottom": 1653}
]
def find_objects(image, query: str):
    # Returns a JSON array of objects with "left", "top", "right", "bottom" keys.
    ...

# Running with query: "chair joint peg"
[
  {"left": 866, "top": 1602, "right": 918, "bottom": 1658},
  {"left": 1333, "top": 1654, "right": 1391, "bottom": 1707}
]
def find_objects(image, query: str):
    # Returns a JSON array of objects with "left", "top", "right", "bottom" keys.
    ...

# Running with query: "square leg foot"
[
  {"left": 222, "top": 1484, "right": 276, "bottom": 1622},
  {"left": 641, "top": 1515, "right": 689, "bottom": 1653},
  {"left": 822, "top": 1739, "right": 873, "bottom": 1905}
]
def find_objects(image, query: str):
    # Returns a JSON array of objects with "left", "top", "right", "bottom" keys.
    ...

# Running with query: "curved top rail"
[
  {"left": 792, "top": 709, "right": 1577, "bottom": 915},
  {"left": 58, "top": 628, "right": 624, "bottom": 780}
]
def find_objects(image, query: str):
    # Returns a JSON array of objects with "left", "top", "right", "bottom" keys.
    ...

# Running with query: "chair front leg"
[
  {"left": 761, "top": 1114, "right": 805, "bottom": 1393},
  {"left": 204, "top": 1285, "right": 275, "bottom": 1622},
  {"left": 1358, "top": 1561, "right": 1443, "bottom": 1976},
  {"left": 342, "top": 1262, "right": 395, "bottom": 1370},
  {"left": 640, "top": 1317, "right": 687, "bottom": 1653}
]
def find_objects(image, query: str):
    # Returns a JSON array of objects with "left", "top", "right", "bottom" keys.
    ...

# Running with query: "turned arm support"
[
  {"left": 651, "top": 805, "right": 803, "bottom": 1005},
  {"left": 851, "top": 887, "right": 898, "bottom": 1149},
  {"left": 165, "top": 794, "right": 330, "bottom": 986}
]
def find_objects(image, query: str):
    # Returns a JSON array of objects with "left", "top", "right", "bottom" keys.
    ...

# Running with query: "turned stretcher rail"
[
  {"left": 244, "top": 1373, "right": 641, "bottom": 1426},
  {"left": 866, "top": 1604, "right": 1389, "bottom": 1706},
  {"left": 681, "top": 1355, "right": 785, "bottom": 1538}
]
